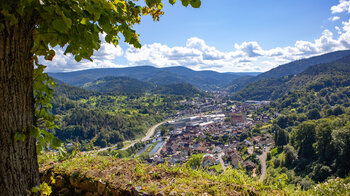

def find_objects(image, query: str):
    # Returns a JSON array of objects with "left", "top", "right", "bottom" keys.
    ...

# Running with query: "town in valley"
[{"left": 135, "top": 97, "right": 275, "bottom": 175}]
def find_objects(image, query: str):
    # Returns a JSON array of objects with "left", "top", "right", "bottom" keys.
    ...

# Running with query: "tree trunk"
[{"left": 0, "top": 7, "right": 39, "bottom": 195}]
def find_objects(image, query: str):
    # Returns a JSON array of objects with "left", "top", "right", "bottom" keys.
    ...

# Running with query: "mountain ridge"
[
  {"left": 233, "top": 54, "right": 350, "bottom": 101},
  {"left": 228, "top": 50, "right": 350, "bottom": 91},
  {"left": 49, "top": 66, "right": 258, "bottom": 90}
]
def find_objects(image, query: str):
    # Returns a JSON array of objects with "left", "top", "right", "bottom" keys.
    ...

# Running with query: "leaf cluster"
[{"left": 1, "top": 0, "right": 201, "bottom": 62}]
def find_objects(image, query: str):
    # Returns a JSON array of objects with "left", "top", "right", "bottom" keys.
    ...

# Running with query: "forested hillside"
[
  {"left": 263, "top": 92, "right": 350, "bottom": 189},
  {"left": 228, "top": 50, "right": 350, "bottom": 92},
  {"left": 80, "top": 76, "right": 205, "bottom": 97},
  {"left": 53, "top": 80, "right": 99, "bottom": 99},
  {"left": 233, "top": 54, "right": 350, "bottom": 101},
  {"left": 52, "top": 82, "right": 193, "bottom": 149},
  {"left": 49, "top": 66, "right": 252, "bottom": 90},
  {"left": 82, "top": 76, "right": 155, "bottom": 94},
  {"left": 152, "top": 83, "right": 205, "bottom": 97},
  {"left": 247, "top": 56, "right": 350, "bottom": 188},
  {"left": 253, "top": 50, "right": 350, "bottom": 81}
]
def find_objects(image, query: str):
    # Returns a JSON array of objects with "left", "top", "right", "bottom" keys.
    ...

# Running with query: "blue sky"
[
  {"left": 134, "top": 0, "right": 336, "bottom": 49},
  {"left": 45, "top": 0, "right": 350, "bottom": 73}
]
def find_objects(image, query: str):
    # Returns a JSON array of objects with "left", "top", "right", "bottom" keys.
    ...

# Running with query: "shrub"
[
  {"left": 284, "top": 145, "right": 298, "bottom": 168},
  {"left": 298, "top": 176, "right": 314, "bottom": 190},
  {"left": 311, "top": 164, "right": 332, "bottom": 182},
  {"left": 274, "top": 158, "right": 281, "bottom": 168}
]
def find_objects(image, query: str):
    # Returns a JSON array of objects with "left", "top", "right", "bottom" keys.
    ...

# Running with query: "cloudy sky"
[{"left": 44, "top": 0, "right": 350, "bottom": 73}]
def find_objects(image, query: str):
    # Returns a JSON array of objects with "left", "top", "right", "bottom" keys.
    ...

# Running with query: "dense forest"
[
  {"left": 249, "top": 50, "right": 350, "bottom": 83},
  {"left": 247, "top": 56, "right": 350, "bottom": 188},
  {"left": 49, "top": 66, "right": 249, "bottom": 90},
  {"left": 228, "top": 50, "right": 350, "bottom": 92},
  {"left": 51, "top": 81, "right": 194, "bottom": 149},
  {"left": 81, "top": 76, "right": 206, "bottom": 97},
  {"left": 233, "top": 54, "right": 350, "bottom": 101},
  {"left": 82, "top": 76, "right": 155, "bottom": 94}
]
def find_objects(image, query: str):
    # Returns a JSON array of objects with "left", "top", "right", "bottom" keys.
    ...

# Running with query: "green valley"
[
  {"left": 2, "top": 0, "right": 350, "bottom": 195},
  {"left": 41, "top": 51, "right": 350, "bottom": 195}
]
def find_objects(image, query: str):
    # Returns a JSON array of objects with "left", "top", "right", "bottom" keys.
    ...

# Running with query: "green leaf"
[
  {"left": 80, "top": 18, "right": 89, "bottom": 25},
  {"left": 157, "top": 3, "right": 164, "bottom": 9},
  {"left": 190, "top": 0, "right": 201, "bottom": 8},
  {"left": 123, "top": 29, "right": 133, "bottom": 42},
  {"left": 52, "top": 18, "right": 67, "bottom": 33},
  {"left": 134, "top": 41, "right": 142, "bottom": 49},
  {"left": 14, "top": 132, "right": 26, "bottom": 142},
  {"left": 169, "top": 0, "right": 176, "bottom": 5},
  {"left": 105, "top": 34, "right": 112, "bottom": 43},
  {"left": 63, "top": 16, "right": 72, "bottom": 28},
  {"left": 30, "top": 127, "right": 40, "bottom": 138},
  {"left": 145, "top": 0, "right": 153, "bottom": 7},
  {"left": 45, "top": 49, "right": 56, "bottom": 61},
  {"left": 51, "top": 137, "right": 62, "bottom": 149},
  {"left": 181, "top": 0, "right": 190, "bottom": 7},
  {"left": 75, "top": 55, "right": 83, "bottom": 62},
  {"left": 111, "top": 37, "right": 119, "bottom": 46},
  {"left": 31, "top": 186, "right": 40, "bottom": 193}
]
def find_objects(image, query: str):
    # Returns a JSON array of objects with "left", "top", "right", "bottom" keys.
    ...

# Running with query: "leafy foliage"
[
  {"left": 1, "top": 0, "right": 201, "bottom": 60},
  {"left": 186, "top": 154, "right": 203, "bottom": 169},
  {"left": 274, "top": 128, "right": 289, "bottom": 147},
  {"left": 32, "top": 64, "right": 62, "bottom": 153},
  {"left": 258, "top": 53, "right": 350, "bottom": 188}
]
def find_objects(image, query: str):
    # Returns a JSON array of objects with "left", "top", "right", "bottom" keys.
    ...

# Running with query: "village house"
[{"left": 202, "top": 154, "right": 216, "bottom": 167}]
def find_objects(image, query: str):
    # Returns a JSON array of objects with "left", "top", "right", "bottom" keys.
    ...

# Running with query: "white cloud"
[
  {"left": 124, "top": 17, "right": 350, "bottom": 72},
  {"left": 186, "top": 37, "right": 227, "bottom": 60},
  {"left": 339, "top": 20, "right": 350, "bottom": 47},
  {"left": 124, "top": 19, "right": 350, "bottom": 72},
  {"left": 329, "top": 16, "right": 340, "bottom": 21},
  {"left": 335, "top": 26, "right": 342, "bottom": 34},
  {"left": 45, "top": 17, "right": 350, "bottom": 73},
  {"left": 294, "top": 40, "right": 318, "bottom": 55},
  {"left": 314, "top": 30, "right": 340, "bottom": 52},
  {"left": 125, "top": 39, "right": 234, "bottom": 70},
  {"left": 93, "top": 41, "right": 123, "bottom": 60},
  {"left": 42, "top": 1, "right": 350, "bottom": 73},
  {"left": 125, "top": 43, "right": 203, "bottom": 67},
  {"left": 122, "top": 1, "right": 350, "bottom": 72},
  {"left": 234, "top": 42, "right": 264, "bottom": 57},
  {"left": 331, "top": 0, "right": 350, "bottom": 14}
]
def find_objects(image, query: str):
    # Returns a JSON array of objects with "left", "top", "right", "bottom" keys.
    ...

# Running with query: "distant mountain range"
[
  {"left": 49, "top": 66, "right": 260, "bottom": 91},
  {"left": 233, "top": 53, "right": 350, "bottom": 101},
  {"left": 49, "top": 50, "right": 350, "bottom": 97},
  {"left": 228, "top": 50, "right": 350, "bottom": 91}
]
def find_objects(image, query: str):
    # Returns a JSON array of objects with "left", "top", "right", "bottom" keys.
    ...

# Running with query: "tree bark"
[{"left": 0, "top": 5, "right": 39, "bottom": 195}]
